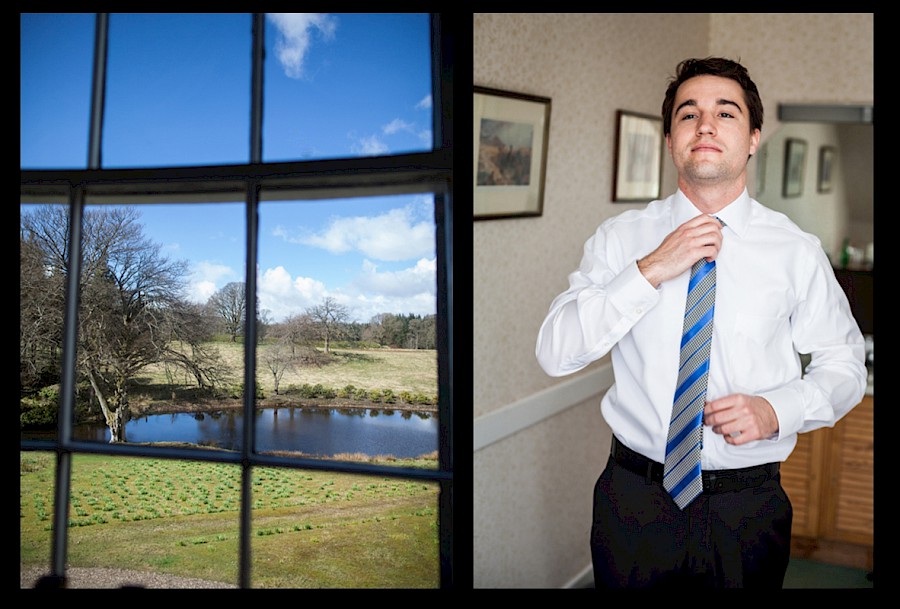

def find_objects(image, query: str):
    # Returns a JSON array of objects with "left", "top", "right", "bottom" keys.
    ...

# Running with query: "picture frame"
[
  {"left": 818, "top": 145, "right": 836, "bottom": 193},
  {"left": 782, "top": 138, "right": 807, "bottom": 198},
  {"left": 613, "top": 110, "right": 664, "bottom": 203},
  {"left": 474, "top": 86, "right": 551, "bottom": 220}
]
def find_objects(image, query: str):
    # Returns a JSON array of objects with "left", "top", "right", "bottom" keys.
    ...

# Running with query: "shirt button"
[{"left": 635, "top": 307, "right": 643, "bottom": 314}]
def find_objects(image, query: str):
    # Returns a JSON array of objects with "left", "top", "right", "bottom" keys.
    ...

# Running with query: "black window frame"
[{"left": 20, "top": 12, "right": 455, "bottom": 589}]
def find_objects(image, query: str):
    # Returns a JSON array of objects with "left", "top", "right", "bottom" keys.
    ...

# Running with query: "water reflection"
[{"left": 70, "top": 407, "right": 437, "bottom": 458}]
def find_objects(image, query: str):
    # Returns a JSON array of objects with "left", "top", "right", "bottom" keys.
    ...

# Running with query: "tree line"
[{"left": 20, "top": 206, "right": 436, "bottom": 443}]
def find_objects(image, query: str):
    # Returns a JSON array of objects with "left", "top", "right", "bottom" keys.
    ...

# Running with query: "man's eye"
[
  {"left": 681, "top": 113, "right": 697, "bottom": 120},
  {"left": 720, "top": 112, "right": 734, "bottom": 118}
]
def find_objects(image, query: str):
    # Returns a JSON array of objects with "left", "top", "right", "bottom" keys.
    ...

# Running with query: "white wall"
[{"left": 473, "top": 13, "right": 873, "bottom": 588}]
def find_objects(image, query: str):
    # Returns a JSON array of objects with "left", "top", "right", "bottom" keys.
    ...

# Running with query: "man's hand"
[
  {"left": 704, "top": 394, "right": 779, "bottom": 444},
  {"left": 638, "top": 214, "right": 723, "bottom": 288}
]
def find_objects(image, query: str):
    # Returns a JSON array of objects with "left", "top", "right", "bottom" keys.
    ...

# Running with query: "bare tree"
[
  {"left": 363, "top": 313, "right": 388, "bottom": 346},
  {"left": 21, "top": 205, "right": 222, "bottom": 443},
  {"left": 306, "top": 296, "right": 350, "bottom": 354},
  {"left": 260, "top": 342, "right": 293, "bottom": 395},
  {"left": 271, "top": 312, "right": 318, "bottom": 356},
  {"left": 207, "top": 281, "right": 246, "bottom": 342},
  {"left": 20, "top": 222, "right": 66, "bottom": 387}
]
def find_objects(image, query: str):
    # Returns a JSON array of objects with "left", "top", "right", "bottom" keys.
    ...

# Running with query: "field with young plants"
[{"left": 20, "top": 451, "right": 440, "bottom": 588}]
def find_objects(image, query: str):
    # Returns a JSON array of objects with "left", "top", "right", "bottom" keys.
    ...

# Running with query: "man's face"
[{"left": 666, "top": 75, "right": 760, "bottom": 187}]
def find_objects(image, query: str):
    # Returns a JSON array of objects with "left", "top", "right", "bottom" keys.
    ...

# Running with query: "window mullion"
[
  {"left": 87, "top": 13, "right": 108, "bottom": 169},
  {"left": 250, "top": 13, "right": 264, "bottom": 164}
]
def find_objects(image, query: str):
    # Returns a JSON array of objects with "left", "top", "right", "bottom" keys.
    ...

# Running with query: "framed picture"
[
  {"left": 782, "top": 138, "right": 807, "bottom": 197},
  {"left": 613, "top": 110, "right": 664, "bottom": 202},
  {"left": 473, "top": 86, "right": 551, "bottom": 220},
  {"left": 818, "top": 146, "right": 836, "bottom": 193}
]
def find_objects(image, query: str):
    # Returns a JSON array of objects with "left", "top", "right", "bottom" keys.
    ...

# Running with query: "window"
[{"left": 20, "top": 13, "right": 455, "bottom": 588}]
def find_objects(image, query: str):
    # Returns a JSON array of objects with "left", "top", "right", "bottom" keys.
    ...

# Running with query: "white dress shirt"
[{"left": 535, "top": 189, "right": 867, "bottom": 470}]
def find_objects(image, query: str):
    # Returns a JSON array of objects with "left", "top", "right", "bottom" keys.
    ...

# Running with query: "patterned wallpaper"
[
  {"left": 473, "top": 13, "right": 707, "bottom": 420},
  {"left": 473, "top": 12, "right": 873, "bottom": 421}
]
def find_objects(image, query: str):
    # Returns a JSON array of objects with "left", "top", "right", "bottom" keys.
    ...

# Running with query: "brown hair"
[{"left": 661, "top": 57, "right": 763, "bottom": 137}]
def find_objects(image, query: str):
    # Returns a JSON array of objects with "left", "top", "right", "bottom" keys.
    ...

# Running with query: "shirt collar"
[{"left": 672, "top": 188, "right": 751, "bottom": 238}]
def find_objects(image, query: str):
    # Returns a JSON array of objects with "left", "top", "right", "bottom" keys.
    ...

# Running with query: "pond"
[{"left": 66, "top": 406, "right": 438, "bottom": 459}]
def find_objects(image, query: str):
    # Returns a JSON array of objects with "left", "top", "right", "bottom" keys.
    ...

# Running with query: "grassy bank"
[
  {"left": 20, "top": 451, "right": 440, "bottom": 588},
  {"left": 141, "top": 343, "right": 438, "bottom": 398}
]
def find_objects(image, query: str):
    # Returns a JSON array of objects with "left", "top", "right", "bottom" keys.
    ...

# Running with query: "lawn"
[{"left": 20, "top": 451, "right": 440, "bottom": 588}]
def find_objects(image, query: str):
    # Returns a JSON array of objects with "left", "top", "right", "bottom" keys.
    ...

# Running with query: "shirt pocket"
[{"left": 726, "top": 312, "right": 793, "bottom": 392}]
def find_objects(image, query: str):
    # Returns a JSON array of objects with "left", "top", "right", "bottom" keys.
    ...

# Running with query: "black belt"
[{"left": 610, "top": 436, "right": 779, "bottom": 494}]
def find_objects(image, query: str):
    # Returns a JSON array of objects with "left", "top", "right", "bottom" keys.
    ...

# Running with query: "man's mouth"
[{"left": 692, "top": 143, "right": 722, "bottom": 152}]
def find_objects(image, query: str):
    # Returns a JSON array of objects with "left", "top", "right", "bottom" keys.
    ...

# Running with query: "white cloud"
[
  {"left": 350, "top": 134, "right": 389, "bottom": 155},
  {"left": 188, "top": 280, "right": 218, "bottom": 304},
  {"left": 416, "top": 94, "right": 432, "bottom": 110},
  {"left": 257, "top": 265, "right": 328, "bottom": 322},
  {"left": 381, "top": 118, "right": 431, "bottom": 147},
  {"left": 354, "top": 257, "right": 436, "bottom": 297},
  {"left": 297, "top": 206, "right": 434, "bottom": 261},
  {"left": 383, "top": 118, "right": 415, "bottom": 135},
  {"left": 266, "top": 13, "right": 337, "bottom": 79},
  {"left": 186, "top": 261, "right": 237, "bottom": 304}
]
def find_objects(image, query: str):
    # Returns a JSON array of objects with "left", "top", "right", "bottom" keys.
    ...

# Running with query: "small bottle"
[{"left": 839, "top": 238, "right": 850, "bottom": 268}]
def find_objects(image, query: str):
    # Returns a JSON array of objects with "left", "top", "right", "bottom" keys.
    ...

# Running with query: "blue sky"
[{"left": 21, "top": 13, "right": 436, "bottom": 324}]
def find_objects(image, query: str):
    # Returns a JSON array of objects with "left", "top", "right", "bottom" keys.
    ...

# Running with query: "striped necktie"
[{"left": 663, "top": 256, "right": 716, "bottom": 509}]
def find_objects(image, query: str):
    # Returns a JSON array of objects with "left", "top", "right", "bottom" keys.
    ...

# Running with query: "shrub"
[
  {"left": 20, "top": 395, "right": 58, "bottom": 428},
  {"left": 227, "top": 383, "right": 265, "bottom": 399},
  {"left": 414, "top": 393, "right": 434, "bottom": 406},
  {"left": 337, "top": 384, "right": 356, "bottom": 399}
]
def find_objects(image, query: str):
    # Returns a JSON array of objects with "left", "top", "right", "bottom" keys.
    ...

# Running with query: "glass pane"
[
  {"left": 20, "top": 13, "right": 94, "bottom": 169},
  {"left": 69, "top": 203, "right": 246, "bottom": 450},
  {"left": 103, "top": 13, "right": 251, "bottom": 168},
  {"left": 20, "top": 451, "right": 56, "bottom": 587},
  {"left": 20, "top": 203, "right": 70, "bottom": 444},
  {"left": 21, "top": 454, "right": 240, "bottom": 588},
  {"left": 251, "top": 467, "right": 439, "bottom": 588},
  {"left": 263, "top": 13, "right": 433, "bottom": 162},
  {"left": 255, "top": 195, "right": 438, "bottom": 467}
]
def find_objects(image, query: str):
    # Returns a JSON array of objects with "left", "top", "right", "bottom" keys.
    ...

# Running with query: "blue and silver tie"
[{"left": 663, "top": 257, "right": 716, "bottom": 509}]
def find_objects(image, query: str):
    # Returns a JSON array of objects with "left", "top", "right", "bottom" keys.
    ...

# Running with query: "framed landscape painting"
[{"left": 473, "top": 86, "right": 551, "bottom": 220}]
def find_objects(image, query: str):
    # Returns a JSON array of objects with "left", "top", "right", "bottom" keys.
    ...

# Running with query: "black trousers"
[{"left": 590, "top": 453, "right": 792, "bottom": 588}]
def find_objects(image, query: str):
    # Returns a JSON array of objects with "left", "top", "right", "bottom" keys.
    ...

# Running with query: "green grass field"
[{"left": 20, "top": 451, "right": 440, "bottom": 588}]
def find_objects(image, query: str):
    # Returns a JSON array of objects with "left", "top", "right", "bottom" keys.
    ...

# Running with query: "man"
[{"left": 535, "top": 57, "right": 866, "bottom": 588}]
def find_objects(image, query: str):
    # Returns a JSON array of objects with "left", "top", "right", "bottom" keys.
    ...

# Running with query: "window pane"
[
  {"left": 21, "top": 454, "right": 241, "bottom": 588},
  {"left": 263, "top": 13, "right": 433, "bottom": 162},
  {"left": 72, "top": 203, "right": 246, "bottom": 449},
  {"left": 256, "top": 195, "right": 438, "bottom": 467},
  {"left": 250, "top": 467, "right": 439, "bottom": 587},
  {"left": 20, "top": 451, "right": 56, "bottom": 585},
  {"left": 20, "top": 13, "right": 94, "bottom": 169},
  {"left": 20, "top": 203, "right": 69, "bottom": 443},
  {"left": 103, "top": 14, "right": 251, "bottom": 168}
]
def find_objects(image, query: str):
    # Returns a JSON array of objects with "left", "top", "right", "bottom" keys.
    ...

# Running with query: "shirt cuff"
[
  {"left": 606, "top": 260, "right": 660, "bottom": 319},
  {"left": 757, "top": 385, "right": 801, "bottom": 441}
]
